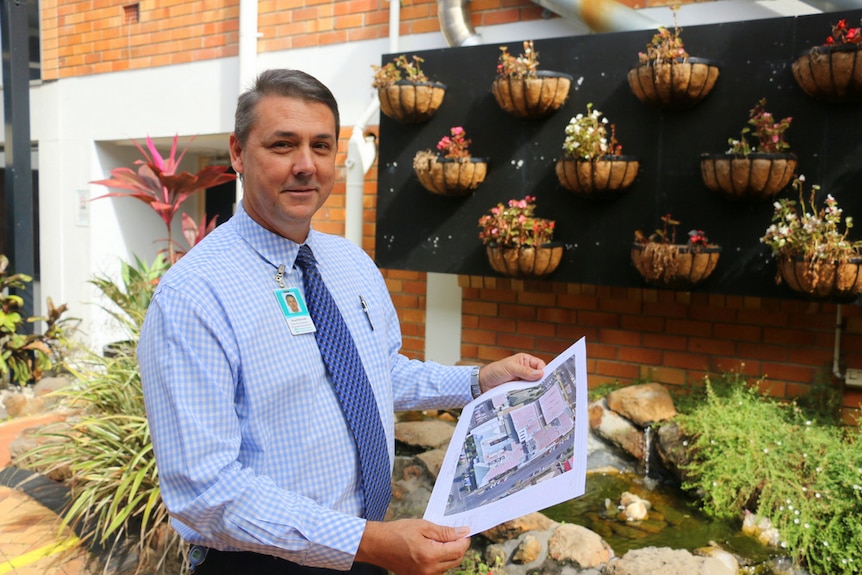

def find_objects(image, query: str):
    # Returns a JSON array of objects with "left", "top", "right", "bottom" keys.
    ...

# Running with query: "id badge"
[{"left": 275, "top": 287, "right": 316, "bottom": 335}]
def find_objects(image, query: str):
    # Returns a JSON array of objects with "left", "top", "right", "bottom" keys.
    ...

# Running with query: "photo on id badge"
[{"left": 275, "top": 287, "right": 316, "bottom": 335}]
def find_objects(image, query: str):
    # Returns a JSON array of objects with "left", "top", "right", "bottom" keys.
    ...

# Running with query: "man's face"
[{"left": 229, "top": 95, "right": 337, "bottom": 243}]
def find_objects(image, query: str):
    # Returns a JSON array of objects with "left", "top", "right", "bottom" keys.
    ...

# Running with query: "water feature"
[
  {"left": 643, "top": 425, "right": 652, "bottom": 477},
  {"left": 543, "top": 471, "right": 774, "bottom": 563}
]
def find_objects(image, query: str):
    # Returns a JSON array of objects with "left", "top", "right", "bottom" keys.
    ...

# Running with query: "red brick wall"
[
  {"left": 42, "top": 0, "right": 682, "bottom": 79},
  {"left": 457, "top": 276, "right": 862, "bottom": 423},
  {"left": 41, "top": 0, "right": 240, "bottom": 80}
]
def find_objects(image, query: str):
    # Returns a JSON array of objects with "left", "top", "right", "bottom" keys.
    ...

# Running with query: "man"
[{"left": 138, "top": 69, "right": 546, "bottom": 575}]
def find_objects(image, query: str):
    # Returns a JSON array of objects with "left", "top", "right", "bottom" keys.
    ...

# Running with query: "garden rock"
[
  {"left": 692, "top": 543, "right": 740, "bottom": 574},
  {"left": 547, "top": 523, "right": 612, "bottom": 568},
  {"left": 589, "top": 398, "right": 645, "bottom": 461},
  {"left": 513, "top": 534, "right": 542, "bottom": 564},
  {"left": 604, "top": 547, "right": 735, "bottom": 575},
  {"left": 3, "top": 393, "right": 46, "bottom": 418},
  {"left": 742, "top": 510, "right": 781, "bottom": 547},
  {"left": 10, "top": 420, "right": 75, "bottom": 482},
  {"left": 482, "top": 512, "right": 558, "bottom": 543},
  {"left": 654, "top": 421, "right": 691, "bottom": 482},
  {"left": 606, "top": 383, "right": 677, "bottom": 426},
  {"left": 33, "top": 376, "right": 72, "bottom": 407},
  {"left": 394, "top": 419, "right": 455, "bottom": 450},
  {"left": 416, "top": 447, "right": 446, "bottom": 478}
]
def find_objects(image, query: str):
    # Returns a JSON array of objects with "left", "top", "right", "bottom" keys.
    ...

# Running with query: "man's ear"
[{"left": 229, "top": 133, "right": 244, "bottom": 175}]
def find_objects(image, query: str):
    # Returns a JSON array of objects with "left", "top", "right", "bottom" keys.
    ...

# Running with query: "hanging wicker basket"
[
  {"left": 413, "top": 151, "right": 488, "bottom": 197},
  {"left": 776, "top": 256, "right": 862, "bottom": 299},
  {"left": 378, "top": 80, "right": 447, "bottom": 123},
  {"left": 791, "top": 44, "right": 862, "bottom": 103},
  {"left": 491, "top": 71, "right": 573, "bottom": 120},
  {"left": 700, "top": 153, "right": 797, "bottom": 201},
  {"left": 555, "top": 156, "right": 639, "bottom": 198},
  {"left": 485, "top": 242, "right": 564, "bottom": 279},
  {"left": 627, "top": 57, "right": 720, "bottom": 110},
  {"left": 631, "top": 243, "right": 721, "bottom": 289}
]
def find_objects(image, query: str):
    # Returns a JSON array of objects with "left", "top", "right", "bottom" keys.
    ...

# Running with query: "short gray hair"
[{"left": 234, "top": 69, "right": 340, "bottom": 146}]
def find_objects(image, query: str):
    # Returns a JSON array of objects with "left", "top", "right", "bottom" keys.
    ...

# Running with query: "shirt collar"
[{"left": 234, "top": 201, "right": 318, "bottom": 271}]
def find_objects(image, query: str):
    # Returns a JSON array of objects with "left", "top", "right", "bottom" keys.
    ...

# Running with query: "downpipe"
[
  {"left": 436, "top": 0, "right": 658, "bottom": 47},
  {"left": 437, "top": 0, "right": 481, "bottom": 46},
  {"left": 529, "top": 0, "right": 657, "bottom": 31},
  {"left": 833, "top": 304, "right": 845, "bottom": 381},
  {"left": 344, "top": 104, "right": 379, "bottom": 247},
  {"left": 344, "top": 0, "right": 399, "bottom": 246}
]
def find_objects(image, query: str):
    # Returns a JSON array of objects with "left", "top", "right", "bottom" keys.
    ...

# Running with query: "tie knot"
[{"left": 295, "top": 245, "right": 317, "bottom": 271}]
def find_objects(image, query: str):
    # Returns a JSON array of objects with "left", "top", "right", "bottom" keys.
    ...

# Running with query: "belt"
[{"left": 189, "top": 546, "right": 387, "bottom": 575}]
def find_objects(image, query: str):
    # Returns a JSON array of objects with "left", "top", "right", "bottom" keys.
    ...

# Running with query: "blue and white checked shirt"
[{"left": 138, "top": 204, "right": 473, "bottom": 570}]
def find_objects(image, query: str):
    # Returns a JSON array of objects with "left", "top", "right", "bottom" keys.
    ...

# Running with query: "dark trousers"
[{"left": 190, "top": 547, "right": 388, "bottom": 575}]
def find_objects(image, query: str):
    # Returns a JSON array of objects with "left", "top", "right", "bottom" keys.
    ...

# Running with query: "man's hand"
[
  {"left": 479, "top": 352, "right": 546, "bottom": 394},
  {"left": 356, "top": 519, "right": 470, "bottom": 575}
]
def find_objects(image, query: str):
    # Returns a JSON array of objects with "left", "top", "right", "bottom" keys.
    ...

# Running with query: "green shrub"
[
  {"left": 676, "top": 375, "right": 862, "bottom": 574},
  {"left": 0, "top": 254, "right": 75, "bottom": 386},
  {"left": 23, "top": 254, "right": 180, "bottom": 573}
]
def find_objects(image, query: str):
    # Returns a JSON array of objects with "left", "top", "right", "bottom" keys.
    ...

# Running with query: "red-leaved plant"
[
  {"left": 824, "top": 18, "right": 862, "bottom": 45},
  {"left": 91, "top": 134, "right": 236, "bottom": 263}
]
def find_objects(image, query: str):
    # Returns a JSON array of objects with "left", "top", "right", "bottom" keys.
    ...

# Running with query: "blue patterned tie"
[{"left": 294, "top": 245, "right": 391, "bottom": 521}]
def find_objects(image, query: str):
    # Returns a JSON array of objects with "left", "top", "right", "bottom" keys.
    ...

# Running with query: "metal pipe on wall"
[
  {"left": 436, "top": 0, "right": 658, "bottom": 48},
  {"left": 531, "top": 0, "right": 658, "bottom": 31},
  {"left": 438, "top": 0, "right": 482, "bottom": 46}
]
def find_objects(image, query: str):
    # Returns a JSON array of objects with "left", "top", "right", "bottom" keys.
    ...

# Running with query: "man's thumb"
[{"left": 433, "top": 525, "right": 470, "bottom": 542}]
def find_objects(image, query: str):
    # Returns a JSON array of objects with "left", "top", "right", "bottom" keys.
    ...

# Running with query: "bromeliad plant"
[
  {"left": 478, "top": 195, "right": 555, "bottom": 249},
  {"left": 91, "top": 134, "right": 236, "bottom": 263},
  {"left": 727, "top": 98, "right": 793, "bottom": 155}
]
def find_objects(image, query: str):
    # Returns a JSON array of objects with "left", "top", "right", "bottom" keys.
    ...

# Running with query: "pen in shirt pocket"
[{"left": 360, "top": 295, "right": 375, "bottom": 330}]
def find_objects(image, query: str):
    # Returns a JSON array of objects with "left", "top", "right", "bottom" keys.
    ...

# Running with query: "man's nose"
[{"left": 292, "top": 145, "right": 316, "bottom": 175}]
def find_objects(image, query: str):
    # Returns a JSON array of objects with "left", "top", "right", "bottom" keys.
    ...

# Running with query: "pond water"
[{"left": 543, "top": 471, "right": 774, "bottom": 563}]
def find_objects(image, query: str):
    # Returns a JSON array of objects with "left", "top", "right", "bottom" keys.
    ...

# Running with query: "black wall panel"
[{"left": 374, "top": 9, "right": 862, "bottom": 301}]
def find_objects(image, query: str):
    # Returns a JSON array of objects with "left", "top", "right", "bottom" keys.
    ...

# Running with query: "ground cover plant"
[{"left": 675, "top": 372, "right": 861, "bottom": 574}]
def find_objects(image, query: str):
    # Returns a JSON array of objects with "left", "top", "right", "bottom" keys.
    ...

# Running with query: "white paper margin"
[{"left": 423, "top": 337, "right": 588, "bottom": 535}]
